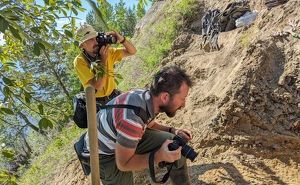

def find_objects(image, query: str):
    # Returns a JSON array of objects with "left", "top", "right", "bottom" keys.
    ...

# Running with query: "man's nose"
[{"left": 181, "top": 101, "right": 186, "bottom": 108}]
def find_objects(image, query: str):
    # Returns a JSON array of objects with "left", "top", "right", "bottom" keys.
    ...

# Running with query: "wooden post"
[{"left": 85, "top": 86, "right": 100, "bottom": 185}]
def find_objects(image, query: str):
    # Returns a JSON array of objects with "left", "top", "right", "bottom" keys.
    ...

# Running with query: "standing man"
[
  {"left": 74, "top": 24, "right": 137, "bottom": 104},
  {"left": 83, "top": 66, "right": 194, "bottom": 185}
]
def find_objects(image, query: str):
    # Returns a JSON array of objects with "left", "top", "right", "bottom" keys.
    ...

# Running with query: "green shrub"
[{"left": 17, "top": 126, "right": 85, "bottom": 184}]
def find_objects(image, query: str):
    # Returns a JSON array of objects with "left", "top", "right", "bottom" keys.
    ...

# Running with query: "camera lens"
[
  {"left": 168, "top": 135, "right": 198, "bottom": 162},
  {"left": 181, "top": 145, "right": 198, "bottom": 162},
  {"left": 109, "top": 35, "right": 117, "bottom": 44},
  {"left": 96, "top": 33, "right": 117, "bottom": 48}
]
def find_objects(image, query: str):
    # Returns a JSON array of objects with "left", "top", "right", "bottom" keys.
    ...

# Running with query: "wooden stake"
[{"left": 85, "top": 86, "right": 100, "bottom": 185}]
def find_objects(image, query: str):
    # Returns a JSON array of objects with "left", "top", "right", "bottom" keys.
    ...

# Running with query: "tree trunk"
[
  {"left": 21, "top": 134, "right": 32, "bottom": 159},
  {"left": 18, "top": 111, "right": 45, "bottom": 135}
]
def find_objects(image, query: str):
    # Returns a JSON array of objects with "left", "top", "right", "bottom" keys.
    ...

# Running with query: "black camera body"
[
  {"left": 168, "top": 135, "right": 198, "bottom": 162},
  {"left": 96, "top": 32, "right": 117, "bottom": 49}
]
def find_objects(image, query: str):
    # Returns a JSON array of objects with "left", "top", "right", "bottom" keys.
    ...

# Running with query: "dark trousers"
[
  {"left": 96, "top": 89, "right": 122, "bottom": 105},
  {"left": 98, "top": 128, "right": 187, "bottom": 185}
]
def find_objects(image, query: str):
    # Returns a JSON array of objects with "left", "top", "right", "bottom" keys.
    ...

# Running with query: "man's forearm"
[
  {"left": 122, "top": 39, "right": 137, "bottom": 57},
  {"left": 149, "top": 122, "right": 172, "bottom": 133},
  {"left": 88, "top": 72, "right": 106, "bottom": 92}
]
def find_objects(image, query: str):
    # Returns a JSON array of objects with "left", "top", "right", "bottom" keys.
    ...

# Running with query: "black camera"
[
  {"left": 168, "top": 135, "right": 198, "bottom": 162},
  {"left": 96, "top": 32, "right": 117, "bottom": 49}
]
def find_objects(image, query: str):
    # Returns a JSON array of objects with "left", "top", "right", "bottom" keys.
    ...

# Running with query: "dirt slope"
[{"left": 49, "top": 0, "right": 300, "bottom": 184}]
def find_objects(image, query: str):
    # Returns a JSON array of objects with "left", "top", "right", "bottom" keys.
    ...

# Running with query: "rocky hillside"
[{"left": 49, "top": 0, "right": 300, "bottom": 184}]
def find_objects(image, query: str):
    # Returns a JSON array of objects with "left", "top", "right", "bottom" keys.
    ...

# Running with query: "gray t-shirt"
[{"left": 84, "top": 90, "right": 155, "bottom": 155}]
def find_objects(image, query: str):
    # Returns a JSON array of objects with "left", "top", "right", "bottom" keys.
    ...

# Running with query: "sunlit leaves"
[
  {"left": 1, "top": 149, "right": 15, "bottom": 160},
  {"left": 139, "top": 0, "right": 149, "bottom": 8},
  {"left": 0, "top": 169, "right": 18, "bottom": 185}
]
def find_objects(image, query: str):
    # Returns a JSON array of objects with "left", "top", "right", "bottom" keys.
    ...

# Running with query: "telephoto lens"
[
  {"left": 96, "top": 32, "right": 117, "bottom": 48},
  {"left": 168, "top": 135, "right": 198, "bottom": 162}
]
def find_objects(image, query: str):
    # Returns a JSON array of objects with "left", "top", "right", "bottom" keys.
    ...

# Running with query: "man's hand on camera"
[
  {"left": 106, "top": 30, "right": 124, "bottom": 43},
  {"left": 173, "top": 129, "right": 193, "bottom": 141},
  {"left": 99, "top": 45, "right": 110, "bottom": 65},
  {"left": 155, "top": 139, "right": 182, "bottom": 163}
]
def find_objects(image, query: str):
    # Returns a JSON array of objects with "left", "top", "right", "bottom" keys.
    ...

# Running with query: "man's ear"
[{"left": 160, "top": 92, "right": 170, "bottom": 104}]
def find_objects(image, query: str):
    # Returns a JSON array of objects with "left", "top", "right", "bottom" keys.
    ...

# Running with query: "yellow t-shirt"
[{"left": 74, "top": 48, "right": 123, "bottom": 98}]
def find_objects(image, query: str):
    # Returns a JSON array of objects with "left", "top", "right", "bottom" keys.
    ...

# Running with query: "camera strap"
[{"left": 149, "top": 150, "right": 173, "bottom": 184}]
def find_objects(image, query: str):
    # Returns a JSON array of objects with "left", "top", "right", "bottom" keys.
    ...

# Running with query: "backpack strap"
[{"left": 99, "top": 104, "right": 151, "bottom": 124}]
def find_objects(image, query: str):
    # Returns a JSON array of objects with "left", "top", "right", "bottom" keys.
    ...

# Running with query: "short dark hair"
[{"left": 150, "top": 66, "right": 193, "bottom": 97}]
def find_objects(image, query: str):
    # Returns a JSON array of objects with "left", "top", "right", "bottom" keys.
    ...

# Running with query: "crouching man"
[{"left": 83, "top": 66, "right": 194, "bottom": 185}]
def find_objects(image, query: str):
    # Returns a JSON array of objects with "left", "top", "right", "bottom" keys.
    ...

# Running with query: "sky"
[
  {"left": 57, "top": 0, "right": 152, "bottom": 28},
  {"left": 0, "top": 0, "right": 152, "bottom": 45}
]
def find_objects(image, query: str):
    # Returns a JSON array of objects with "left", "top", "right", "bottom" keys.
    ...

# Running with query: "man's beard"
[
  {"left": 159, "top": 104, "right": 177, "bottom": 118},
  {"left": 92, "top": 45, "right": 99, "bottom": 55}
]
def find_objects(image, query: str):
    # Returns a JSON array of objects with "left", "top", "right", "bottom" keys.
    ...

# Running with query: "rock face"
[{"left": 50, "top": 0, "right": 299, "bottom": 184}]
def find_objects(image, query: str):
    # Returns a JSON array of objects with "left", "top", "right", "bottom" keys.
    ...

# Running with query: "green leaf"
[
  {"left": 144, "top": 0, "right": 148, "bottom": 6},
  {"left": 53, "top": 29, "right": 59, "bottom": 38},
  {"left": 64, "top": 29, "right": 73, "bottom": 38},
  {"left": 62, "top": 9, "right": 67, "bottom": 17},
  {"left": 2, "top": 150, "right": 14, "bottom": 159},
  {"left": 2, "top": 77, "right": 14, "bottom": 86},
  {"left": 0, "top": 107, "right": 14, "bottom": 115},
  {"left": 4, "top": 62, "right": 17, "bottom": 68},
  {"left": 114, "top": 78, "right": 120, "bottom": 85},
  {"left": 33, "top": 42, "right": 41, "bottom": 56},
  {"left": 38, "top": 118, "right": 53, "bottom": 129},
  {"left": 0, "top": 16, "right": 9, "bottom": 33},
  {"left": 77, "top": 7, "right": 86, "bottom": 12},
  {"left": 38, "top": 104, "right": 44, "bottom": 115},
  {"left": 72, "top": 8, "right": 78, "bottom": 15},
  {"left": 25, "top": 97, "right": 30, "bottom": 104},
  {"left": 37, "top": 42, "right": 45, "bottom": 50},
  {"left": 0, "top": 173, "right": 9, "bottom": 177},
  {"left": 41, "top": 41, "right": 53, "bottom": 50},
  {"left": 49, "top": 0, "right": 55, "bottom": 6},
  {"left": 31, "top": 27, "right": 41, "bottom": 34},
  {"left": 71, "top": 17, "right": 75, "bottom": 26},
  {"left": 73, "top": 40, "right": 79, "bottom": 46},
  {"left": 139, "top": 0, "right": 143, "bottom": 8},
  {"left": 41, "top": 25, "right": 49, "bottom": 32},
  {"left": 3, "top": 86, "right": 10, "bottom": 97},
  {"left": 8, "top": 25, "right": 22, "bottom": 40},
  {"left": 24, "top": 91, "right": 32, "bottom": 104}
]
